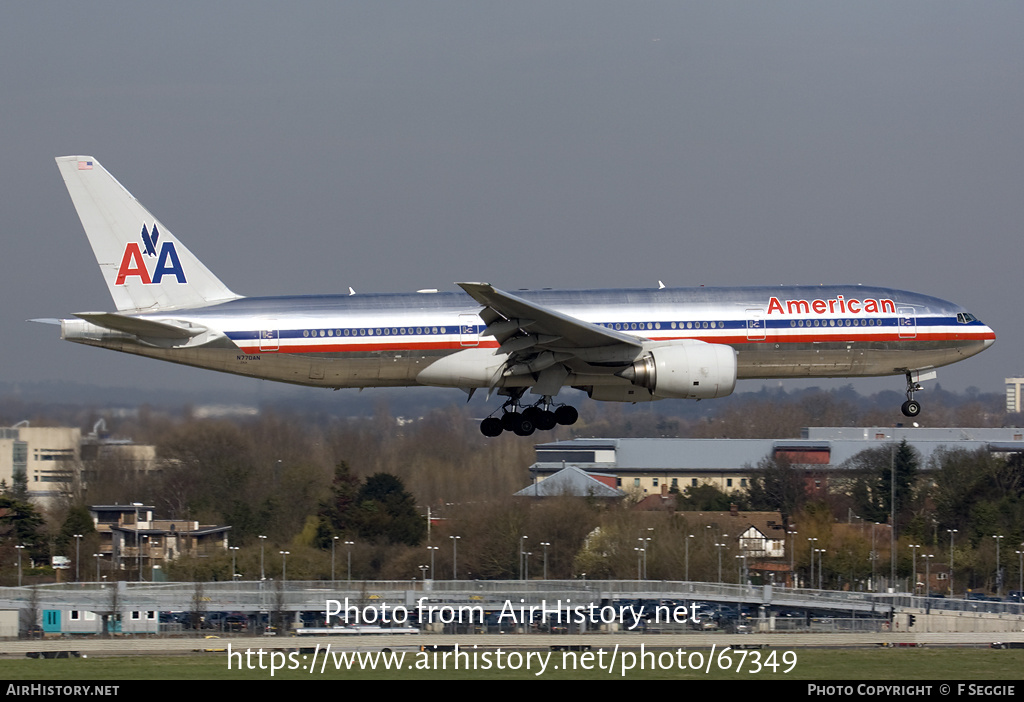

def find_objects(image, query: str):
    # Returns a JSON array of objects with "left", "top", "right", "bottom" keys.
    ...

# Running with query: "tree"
[
  {"left": 677, "top": 483, "right": 735, "bottom": 511},
  {"left": 317, "top": 461, "right": 362, "bottom": 545},
  {"left": 844, "top": 441, "right": 920, "bottom": 527},
  {"left": 0, "top": 495, "right": 46, "bottom": 557},
  {"left": 746, "top": 455, "right": 806, "bottom": 522},
  {"left": 354, "top": 473, "right": 426, "bottom": 546}
]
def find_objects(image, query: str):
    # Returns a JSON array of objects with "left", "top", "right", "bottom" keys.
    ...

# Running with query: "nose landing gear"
[{"left": 901, "top": 371, "right": 923, "bottom": 418}]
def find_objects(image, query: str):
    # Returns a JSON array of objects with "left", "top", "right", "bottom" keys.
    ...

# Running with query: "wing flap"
[{"left": 457, "top": 283, "right": 644, "bottom": 395}]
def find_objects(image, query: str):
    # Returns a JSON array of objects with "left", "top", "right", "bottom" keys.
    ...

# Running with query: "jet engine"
[{"left": 618, "top": 340, "right": 737, "bottom": 400}]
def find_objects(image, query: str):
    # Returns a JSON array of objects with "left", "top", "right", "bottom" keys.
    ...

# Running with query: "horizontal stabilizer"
[{"left": 73, "top": 312, "right": 206, "bottom": 339}]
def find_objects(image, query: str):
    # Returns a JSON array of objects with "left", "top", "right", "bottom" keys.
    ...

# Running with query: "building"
[
  {"left": 515, "top": 465, "right": 625, "bottom": 498},
  {"left": 0, "top": 425, "right": 81, "bottom": 505},
  {"left": 1007, "top": 377, "right": 1024, "bottom": 414},
  {"left": 0, "top": 421, "right": 157, "bottom": 508},
  {"left": 530, "top": 426, "right": 1024, "bottom": 500},
  {"left": 89, "top": 505, "right": 231, "bottom": 579}
]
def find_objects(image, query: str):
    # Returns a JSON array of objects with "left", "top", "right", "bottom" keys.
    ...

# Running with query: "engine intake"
[{"left": 619, "top": 341, "right": 737, "bottom": 399}]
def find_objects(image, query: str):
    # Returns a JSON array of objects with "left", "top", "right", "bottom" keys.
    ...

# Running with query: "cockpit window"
[{"left": 956, "top": 313, "right": 977, "bottom": 324}]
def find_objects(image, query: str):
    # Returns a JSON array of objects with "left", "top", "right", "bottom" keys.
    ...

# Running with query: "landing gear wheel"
[
  {"left": 901, "top": 400, "right": 921, "bottom": 418},
  {"left": 554, "top": 405, "right": 579, "bottom": 426},
  {"left": 512, "top": 415, "right": 536, "bottom": 436},
  {"left": 501, "top": 411, "right": 523, "bottom": 432},
  {"left": 480, "top": 417, "right": 503, "bottom": 437},
  {"left": 534, "top": 410, "right": 557, "bottom": 431}
]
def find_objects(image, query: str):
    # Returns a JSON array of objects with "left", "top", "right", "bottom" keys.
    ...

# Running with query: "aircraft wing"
[{"left": 457, "top": 283, "right": 643, "bottom": 386}]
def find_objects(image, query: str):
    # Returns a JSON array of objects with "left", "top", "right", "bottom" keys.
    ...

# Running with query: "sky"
[{"left": 2, "top": 2, "right": 1021, "bottom": 406}]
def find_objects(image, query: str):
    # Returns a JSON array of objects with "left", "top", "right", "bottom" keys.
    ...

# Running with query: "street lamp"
[
  {"left": 909, "top": 544, "right": 921, "bottom": 594},
  {"left": 1015, "top": 548, "right": 1023, "bottom": 602},
  {"left": 540, "top": 542, "right": 550, "bottom": 580},
  {"left": 331, "top": 536, "right": 339, "bottom": 581},
  {"left": 280, "top": 550, "right": 290, "bottom": 582},
  {"left": 73, "top": 534, "right": 83, "bottom": 582},
  {"left": 450, "top": 535, "right": 460, "bottom": 579},
  {"left": 946, "top": 529, "right": 958, "bottom": 597},
  {"left": 808, "top": 537, "right": 818, "bottom": 590},
  {"left": 258, "top": 535, "right": 267, "bottom": 580},
  {"left": 787, "top": 529, "right": 798, "bottom": 587},
  {"left": 93, "top": 553, "right": 102, "bottom": 582},
  {"left": 634, "top": 547, "right": 644, "bottom": 581},
  {"left": 685, "top": 534, "right": 695, "bottom": 582},
  {"left": 230, "top": 546, "right": 239, "bottom": 580},
  {"left": 132, "top": 502, "right": 144, "bottom": 581},
  {"left": 715, "top": 543, "right": 725, "bottom": 582},
  {"left": 15, "top": 545, "right": 25, "bottom": 586},
  {"left": 345, "top": 541, "right": 354, "bottom": 582},
  {"left": 993, "top": 535, "right": 1004, "bottom": 596},
  {"left": 427, "top": 546, "right": 439, "bottom": 579},
  {"left": 520, "top": 536, "right": 528, "bottom": 580}
]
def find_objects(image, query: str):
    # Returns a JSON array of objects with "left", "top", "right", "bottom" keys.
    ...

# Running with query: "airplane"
[{"left": 43, "top": 155, "right": 996, "bottom": 437}]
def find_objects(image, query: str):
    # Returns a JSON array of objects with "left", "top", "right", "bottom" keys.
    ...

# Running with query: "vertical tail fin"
[{"left": 55, "top": 156, "right": 241, "bottom": 312}]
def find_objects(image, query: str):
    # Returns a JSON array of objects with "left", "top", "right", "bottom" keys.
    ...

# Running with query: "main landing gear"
[
  {"left": 901, "top": 371, "right": 922, "bottom": 418},
  {"left": 480, "top": 396, "right": 578, "bottom": 437}
]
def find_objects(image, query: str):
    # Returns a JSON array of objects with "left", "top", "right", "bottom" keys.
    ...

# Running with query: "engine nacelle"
[
  {"left": 585, "top": 384, "right": 658, "bottom": 402},
  {"left": 620, "top": 340, "right": 737, "bottom": 399}
]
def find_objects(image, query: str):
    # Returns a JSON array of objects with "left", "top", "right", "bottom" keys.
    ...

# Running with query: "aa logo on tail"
[{"left": 115, "top": 224, "right": 187, "bottom": 285}]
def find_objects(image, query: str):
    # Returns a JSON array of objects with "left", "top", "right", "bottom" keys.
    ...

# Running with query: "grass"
[{"left": 1, "top": 647, "right": 1022, "bottom": 681}]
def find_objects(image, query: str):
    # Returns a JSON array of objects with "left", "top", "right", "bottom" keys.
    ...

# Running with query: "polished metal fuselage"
[{"left": 61, "top": 285, "right": 994, "bottom": 391}]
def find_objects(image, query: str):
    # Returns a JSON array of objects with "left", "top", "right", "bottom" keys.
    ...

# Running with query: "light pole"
[
  {"left": 817, "top": 549, "right": 826, "bottom": 590},
  {"left": 280, "top": 550, "right": 290, "bottom": 583},
  {"left": 1015, "top": 548, "right": 1023, "bottom": 601},
  {"left": 450, "top": 535, "right": 460, "bottom": 579},
  {"left": 331, "top": 536, "right": 338, "bottom": 581},
  {"left": 258, "top": 535, "right": 267, "bottom": 580},
  {"left": 427, "top": 546, "right": 439, "bottom": 579},
  {"left": 1015, "top": 549, "right": 1023, "bottom": 601},
  {"left": 870, "top": 525, "right": 878, "bottom": 591},
  {"left": 520, "top": 536, "right": 528, "bottom": 580},
  {"left": 715, "top": 543, "right": 725, "bottom": 582},
  {"left": 93, "top": 553, "right": 102, "bottom": 582},
  {"left": 644, "top": 529, "right": 653, "bottom": 579},
  {"left": 15, "top": 545, "right": 25, "bottom": 586},
  {"left": 132, "top": 502, "right": 143, "bottom": 581},
  {"left": 540, "top": 542, "right": 550, "bottom": 580},
  {"left": 909, "top": 544, "right": 920, "bottom": 594},
  {"left": 808, "top": 537, "right": 818, "bottom": 590},
  {"left": 73, "top": 534, "right": 83, "bottom": 582},
  {"left": 345, "top": 541, "right": 354, "bottom": 582},
  {"left": 788, "top": 529, "right": 797, "bottom": 587},
  {"left": 946, "top": 529, "right": 957, "bottom": 597},
  {"left": 230, "top": 546, "right": 239, "bottom": 580},
  {"left": 993, "top": 535, "right": 1004, "bottom": 596},
  {"left": 685, "top": 534, "right": 694, "bottom": 582}
]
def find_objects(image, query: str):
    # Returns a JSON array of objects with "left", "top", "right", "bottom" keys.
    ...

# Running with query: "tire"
[
  {"left": 480, "top": 417, "right": 503, "bottom": 437},
  {"left": 554, "top": 405, "right": 579, "bottom": 425}
]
